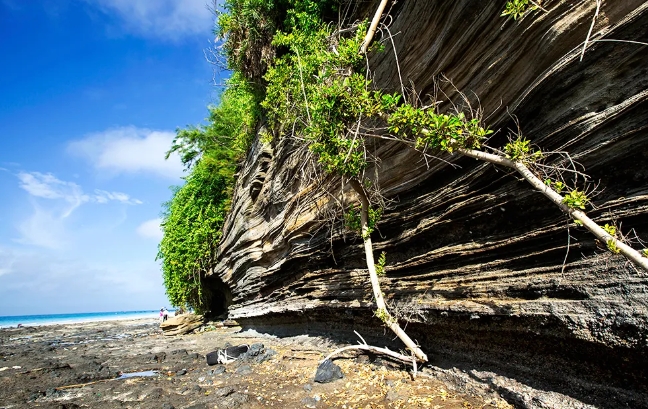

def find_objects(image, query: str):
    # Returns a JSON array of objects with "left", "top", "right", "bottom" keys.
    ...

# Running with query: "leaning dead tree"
[{"left": 257, "top": 0, "right": 648, "bottom": 371}]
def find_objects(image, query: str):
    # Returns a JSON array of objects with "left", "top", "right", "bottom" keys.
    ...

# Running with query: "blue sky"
[{"left": 0, "top": 0, "right": 225, "bottom": 315}]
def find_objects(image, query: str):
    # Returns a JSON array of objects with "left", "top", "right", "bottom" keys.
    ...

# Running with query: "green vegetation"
[
  {"left": 503, "top": 137, "right": 543, "bottom": 162},
  {"left": 158, "top": 160, "right": 230, "bottom": 312},
  {"left": 161, "top": 0, "right": 648, "bottom": 315},
  {"left": 602, "top": 223, "right": 617, "bottom": 237},
  {"left": 158, "top": 74, "right": 259, "bottom": 312},
  {"left": 544, "top": 178, "right": 565, "bottom": 194},
  {"left": 562, "top": 189, "right": 589, "bottom": 210},
  {"left": 501, "top": 0, "right": 538, "bottom": 20},
  {"left": 375, "top": 251, "right": 387, "bottom": 276}
]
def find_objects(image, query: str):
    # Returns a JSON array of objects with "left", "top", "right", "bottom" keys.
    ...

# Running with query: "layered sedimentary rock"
[
  {"left": 210, "top": 1, "right": 648, "bottom": 407},
  {"left": 160, "top": 314, "right": 204, "bottom": 336}
]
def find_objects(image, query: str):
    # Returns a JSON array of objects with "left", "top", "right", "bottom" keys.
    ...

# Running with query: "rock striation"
[
  {"left": 210, "top": 1, "right": 648, "bottom": 407},
  {"left": 160, "top": 313, "right": 204, "bottom": 336}
]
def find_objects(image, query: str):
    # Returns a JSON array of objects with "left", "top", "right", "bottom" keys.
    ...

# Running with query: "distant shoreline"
[{"left": 0, "top": 310, "right": 166, "bottom": 329}]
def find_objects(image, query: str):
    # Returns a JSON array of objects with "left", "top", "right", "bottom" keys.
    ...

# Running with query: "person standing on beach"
[
  {"left": 159, "top": 308, "right": 164, "bottom": 323},
  {"left": 163, "top": 308, "right": 169, "bottom": 322}
]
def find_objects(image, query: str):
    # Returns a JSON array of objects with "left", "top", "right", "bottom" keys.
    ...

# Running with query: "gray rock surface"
[{"left": 208, "top": 1, "right": 648, "bottom": 407}]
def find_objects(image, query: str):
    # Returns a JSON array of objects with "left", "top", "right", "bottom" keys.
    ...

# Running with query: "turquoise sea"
[{"left": 0, "top": 310, "right": 163, "bottom": 328}]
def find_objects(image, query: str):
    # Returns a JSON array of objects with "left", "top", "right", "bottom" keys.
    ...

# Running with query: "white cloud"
[
  {"left": 94, "top": 189, "right": 143, "bottom": 205},
  {"left": 137, "top": 218, "right": 163, "bottom": 240},
  {"left": 18, "top": 172, "right": 89, "bottom": 217},
  {"left": 17, "top": 172, "right": 142, "bottom": 217},
  {"left": 68, "top": 126, "right": 184, "bottom": 180},
  {"left": 90, "top": 0, "right": 214, "bottom": 41},
  {"left": 13, "top": 171, "right": 143, "bottom": 248}
]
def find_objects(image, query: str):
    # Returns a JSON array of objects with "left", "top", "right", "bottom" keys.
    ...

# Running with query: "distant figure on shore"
[
  {"left": 159, "top": 308, "right": 164, "bottom": 323},
  {"left": 163, "top": 308, "right": 169, "bottom": 322}
]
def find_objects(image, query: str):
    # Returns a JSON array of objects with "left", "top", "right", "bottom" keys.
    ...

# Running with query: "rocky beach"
[{"left": 0, "top": 317, "right": 508, "bottom": 409}]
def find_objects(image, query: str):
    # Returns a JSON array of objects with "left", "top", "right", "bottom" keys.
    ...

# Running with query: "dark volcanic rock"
[
  {"left": 314, "top": 359, "right": 343, "bottom": 383},
  {"left": 209, "top": 1, "right": 648, "bottom": 407}
]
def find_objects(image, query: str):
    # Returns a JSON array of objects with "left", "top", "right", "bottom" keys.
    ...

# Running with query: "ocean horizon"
[{"left": 0, "top": 310, "right": 168, "bottom": 328}]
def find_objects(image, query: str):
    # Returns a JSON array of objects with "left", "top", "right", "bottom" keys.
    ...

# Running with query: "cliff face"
[{"left": 211, "top": 1, "right": 648, "bottom": 407}]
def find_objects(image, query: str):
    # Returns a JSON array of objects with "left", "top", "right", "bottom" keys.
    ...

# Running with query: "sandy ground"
[{"left": 0, "top": 318, "right": 510, "bottom": 408}]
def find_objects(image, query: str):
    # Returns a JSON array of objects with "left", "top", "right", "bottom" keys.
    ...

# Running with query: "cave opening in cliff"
[{"left": 204, "top": 274, "right": 232, "bottom": 319}]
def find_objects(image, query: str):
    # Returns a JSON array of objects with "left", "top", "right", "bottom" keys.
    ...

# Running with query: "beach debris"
[
  {"left": 207, "top": 345, "right": 250, "bottom": 365},
  {"left": 160, "top": 313, "right": 204, "bottom": 336},
  {"left": 0, "top": 367, "right": 8, "bottom": 371},
  {"left": 314, "top": 359, "right": 344, "bottom": 383}
]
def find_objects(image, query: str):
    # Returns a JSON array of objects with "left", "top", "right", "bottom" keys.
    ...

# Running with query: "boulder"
[{"left": 160, "top": 314, "right": 204, "bottom": 336}]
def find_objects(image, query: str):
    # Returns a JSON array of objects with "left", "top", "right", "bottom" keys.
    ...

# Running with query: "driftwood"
[{"left": 322, "top": 331, "right": 419, "bottom": 379}]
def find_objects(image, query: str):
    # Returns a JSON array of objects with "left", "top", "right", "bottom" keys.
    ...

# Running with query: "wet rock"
[
  {"left": 314, "top": 359, "right": 343, "bottom": 383},
  {"left": 176, "top": 369, "right": 187, "bottom": 376}
]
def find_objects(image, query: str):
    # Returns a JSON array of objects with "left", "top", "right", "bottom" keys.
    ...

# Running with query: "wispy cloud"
[
  {"left": 68, "top": 126, "right": 184, "bottom": 180},
  {"left": 94, "top": 189, "right": 143, "bottom": 205},
  {"left": 136, "top": 218, "right": 163, "bottom": 240},
  {"left": 89, "top": 0, "right": 214, "bottom": 41},
  {"left": 18, "top": 172, "right": 89, "bottom": 217},
  {"left": 17, "top": 172, "right": 141, "bottom": 217},
  {"left": 14, "top": 172, "right": 142, "bottom": 249}
]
